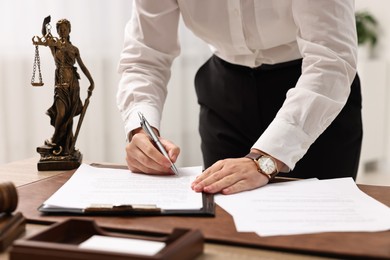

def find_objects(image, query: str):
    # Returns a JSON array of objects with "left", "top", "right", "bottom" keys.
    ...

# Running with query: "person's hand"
[
  {"left": 125, "top": 128, "right": 180, "bottom": 175},
  {"left": 191, "top": 157, "right": 270, "bottom": 195}
]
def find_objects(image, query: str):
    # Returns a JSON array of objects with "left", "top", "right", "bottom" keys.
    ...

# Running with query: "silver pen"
[{"left": 138, "top": 112, "right": 179, "bottom": 175}]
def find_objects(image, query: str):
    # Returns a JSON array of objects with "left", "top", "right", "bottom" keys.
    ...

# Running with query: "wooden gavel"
[{"left": 0, "top": 182, "right": 18, "bottom": 213}]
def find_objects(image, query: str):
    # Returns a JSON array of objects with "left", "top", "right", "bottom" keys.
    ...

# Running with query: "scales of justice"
[{"left": 31, "top": 16, "right": 94, "bottom": 171}]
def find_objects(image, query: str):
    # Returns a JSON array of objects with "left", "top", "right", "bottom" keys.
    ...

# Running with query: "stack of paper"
[{"left": 216, "top": 178, "right": 390, "bottom": 236}]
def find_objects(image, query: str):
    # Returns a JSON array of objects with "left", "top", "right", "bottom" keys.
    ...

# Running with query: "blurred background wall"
[
  {"left": 355, "top": 0, "right": 390, "bottom": 177},
  {"left": 0, "top": 1, "right": 389, "bottom": 178}
]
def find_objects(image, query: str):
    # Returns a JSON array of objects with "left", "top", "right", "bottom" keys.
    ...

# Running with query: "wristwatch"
[{"left": 245, "top": 152, "right": 279, "bottom": 180}]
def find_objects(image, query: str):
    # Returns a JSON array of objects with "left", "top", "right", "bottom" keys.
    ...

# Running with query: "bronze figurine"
[{"left": 32, "top": 16, "right": 94, "bottom": 171}]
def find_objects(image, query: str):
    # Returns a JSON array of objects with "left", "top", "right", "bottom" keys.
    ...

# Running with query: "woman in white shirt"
[{"left": 117, "top": 1, "right": 361, "bottom": 194}]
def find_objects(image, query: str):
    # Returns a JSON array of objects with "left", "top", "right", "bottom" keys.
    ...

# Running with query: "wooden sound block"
[{"left": 0, "top": 212, "right": 26, "bottom": 252}]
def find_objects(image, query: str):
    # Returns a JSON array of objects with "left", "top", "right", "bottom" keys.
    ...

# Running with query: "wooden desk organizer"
[{"left": 10, "top": 219, "right": 204, "bottom": 260}]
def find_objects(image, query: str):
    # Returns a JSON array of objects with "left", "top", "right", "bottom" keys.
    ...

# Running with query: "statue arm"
[
  {"left": 75, "top": 49, "right": 95, "bottom": 97},
  {"left": 32, "top": 15, "right": 61, "bottom": 49},
  {"left": 41, "top": 16, "right": 51, "bottom": 36}
]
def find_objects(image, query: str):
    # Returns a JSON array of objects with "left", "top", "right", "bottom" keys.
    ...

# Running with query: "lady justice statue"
[{"left": 32, "top": 16, "right": 94, "bottom": 171}]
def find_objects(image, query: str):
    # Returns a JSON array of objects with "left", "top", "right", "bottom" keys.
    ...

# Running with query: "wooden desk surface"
[
  {"left": 0, "top": 157, "right": 62, "bottom": 187},
  {"left": 0, "top": 158, "right": 372, "bottom": 260},
  {"left": 0, "top": 224, "right": 334, "bottom": 260}
]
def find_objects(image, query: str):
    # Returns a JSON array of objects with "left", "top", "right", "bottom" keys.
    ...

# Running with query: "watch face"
[{"left": 258, "top": 156, "right": 276, "bottom": 175}]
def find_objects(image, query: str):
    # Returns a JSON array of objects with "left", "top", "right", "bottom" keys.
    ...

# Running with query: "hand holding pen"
[
  {"left": 138, "top": 112, "right": 179, "bottom": 175},
  {"left": 124, "top": 112, "right": 180, "bottom": 175}
]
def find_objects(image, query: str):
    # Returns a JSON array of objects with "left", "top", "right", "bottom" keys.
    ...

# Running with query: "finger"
[
  {"left": 159, "top": 138, "right": 180, "bottom": 163},
  {"left": 202, "top": 170, "right": 269, "bottom": 194},
  {"left": 201, "top": 171, "right": 241, "bottom": 194},
  {"left": 125, "top": 148, "right": 153, "bottom": 173},
  {"left": 221, "top": 176, "right": 269, "bottom": 195},
  {"left": 192, "top": 162, "right": 230, "bottom": 192},
  {"left": 191, "top": 161, "right": 223, "bottom": 189},
  {"left": 125, "top": 143, "right": 151, "bottom": 173},
  {"left": 127, "top": 134, "right": 172, "bottom": 174},
  {"left": 127, "top": 151, "right": 172, "bottom": 175},
  {"left": 140, "top": 140, "right": 172, "bottom": 169},
  {"left": 193, "top": 158, "right": 270, "bottom": 194}
]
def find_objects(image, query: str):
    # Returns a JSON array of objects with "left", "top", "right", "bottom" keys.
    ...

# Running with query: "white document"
[
  {"left": 216, "top": 178, "right": 390, "bottom": 236},
  {"left": 79, "top": 235, "right": 165, "bottom": 256},
  {"left": 41, "top": 164, "right": 203, "bottom": 212}
]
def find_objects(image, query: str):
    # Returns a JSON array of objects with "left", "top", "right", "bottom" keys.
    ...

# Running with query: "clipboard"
[
  {"left": 37, "top": 192, "right": 215, "bottom": 216},
  {"left": 37, "top": 163, "right": 215, "bottom": 217},
  {"left": 10, "top": 218, "right": 204, "bottom": 260}
]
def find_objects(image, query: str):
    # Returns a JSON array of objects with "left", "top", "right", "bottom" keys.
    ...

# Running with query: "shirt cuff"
[
  {"left": 124, "top": 106, "right": 161, "bottom": 142},
  {"left": 252, "top": 119, "right": 313, "bottom": 171}
]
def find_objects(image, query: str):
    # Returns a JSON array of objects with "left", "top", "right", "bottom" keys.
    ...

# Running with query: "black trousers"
[{"left": 194, "top": 55, "right": 362, "bottom": 180}]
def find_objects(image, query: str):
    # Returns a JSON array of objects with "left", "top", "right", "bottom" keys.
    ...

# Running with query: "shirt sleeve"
[
  {"left": 252, "top": 0, "right": 358, "bottom": 170},
  {"left": 116, "top": 0, "right": 181, "bottom": 138}
]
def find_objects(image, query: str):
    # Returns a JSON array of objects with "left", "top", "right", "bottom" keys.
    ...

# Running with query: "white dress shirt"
[{"left": 117, "top": 0, "right": 357, "bottom": 170}]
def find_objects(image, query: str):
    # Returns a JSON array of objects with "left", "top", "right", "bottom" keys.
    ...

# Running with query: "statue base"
[{"left": 36, "top": 145, "right": 82, "bottom": 171}]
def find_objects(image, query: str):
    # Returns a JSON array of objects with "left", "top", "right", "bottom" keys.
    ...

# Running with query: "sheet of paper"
[
  {"left": 216, "top": 178, "right": 390, "bottom": 236},
  {"left": 42, "top": 164, "right": 203, "bottom": 211},
  {"left": 79, "top": 235, "right": 165, "bottom": 256}
]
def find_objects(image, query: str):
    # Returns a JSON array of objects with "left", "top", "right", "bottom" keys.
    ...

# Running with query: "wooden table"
[{"left": 0, "top": 158, "right": 383, "bottom": 259}]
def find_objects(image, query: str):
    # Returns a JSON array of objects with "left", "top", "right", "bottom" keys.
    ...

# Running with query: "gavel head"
[{"left": 0, "top": 182, "right": 18, "bottom": 213}]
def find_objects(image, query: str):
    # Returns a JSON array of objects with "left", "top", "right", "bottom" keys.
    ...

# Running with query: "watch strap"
[{"left": 245, "top": 152, "right": 279, "bottom": 179}]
